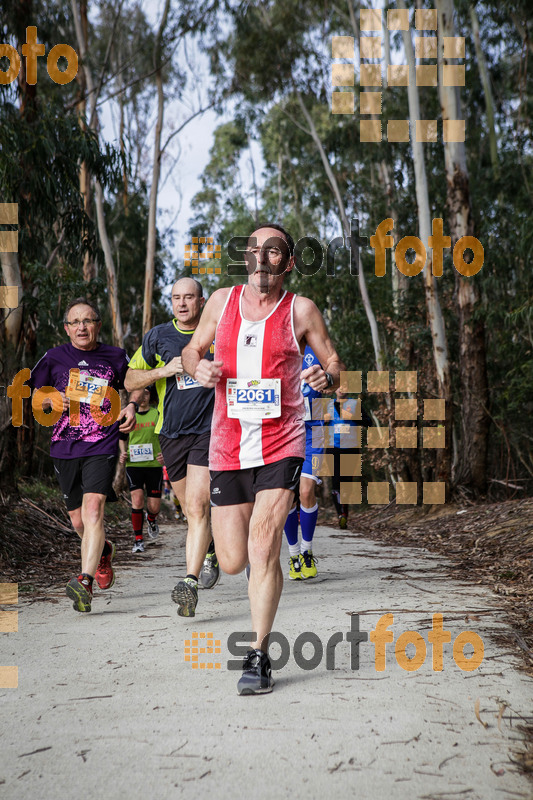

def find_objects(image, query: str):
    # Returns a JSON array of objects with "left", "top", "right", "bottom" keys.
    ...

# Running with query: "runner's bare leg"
[
  {"left": 79, "top": 492, "right": 107, "bottom": 575},
  {"left": 211, "top": 503, "right": 253, "bottom": 575},
  {"left": 211, "top": 488, "right": 294, "bottom": 651},
  {"left": 182, "top": 464, "right": 212, "bottom": 577},
  {"left": 247, "top": 488, "right": 294, "bottom": 651}
]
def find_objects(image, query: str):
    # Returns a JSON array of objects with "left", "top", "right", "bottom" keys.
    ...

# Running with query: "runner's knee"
[
  {"left": 184, "top": 496, "right": 210, "bottom": 520},
  {"left": 81, "top": 496, "right": 106, "bottom": 526}
]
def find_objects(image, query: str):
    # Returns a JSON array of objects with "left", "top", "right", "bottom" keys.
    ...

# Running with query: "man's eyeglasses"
[
  {"left": 65, "top": 318, "right": 100, "bottom": 327},
  {"left": 245, "top": 247, "right": 285, "bottom": 263}
]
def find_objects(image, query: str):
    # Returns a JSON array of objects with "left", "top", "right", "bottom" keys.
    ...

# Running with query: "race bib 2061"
[{"left": 226, "top": 378, "right": 281, "bottom": 420}]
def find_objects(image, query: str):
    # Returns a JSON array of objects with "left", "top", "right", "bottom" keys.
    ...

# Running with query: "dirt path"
[{"left": 1, "top": 522, "right": 532, "bottom": 799}]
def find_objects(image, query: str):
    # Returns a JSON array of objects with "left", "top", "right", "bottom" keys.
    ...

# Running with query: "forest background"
[{"left": 0, "top": 0, "right": 532, "bottom": 505}]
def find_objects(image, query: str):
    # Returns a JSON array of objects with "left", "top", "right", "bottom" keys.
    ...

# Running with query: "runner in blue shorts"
[{"left": 283, "top": 345, "right": 326, "bottom": 580}]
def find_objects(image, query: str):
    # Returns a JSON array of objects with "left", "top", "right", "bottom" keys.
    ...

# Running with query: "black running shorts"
[
  {"left": 210, "top": 457, "right": 304, "bottom": 507},
  {"left": 159, "top": 431, "right": 210, "bottom": 483},
  {"left": 125, "top": 466, "right": 163, "bottom": 497},
  {"left": 53, "top": 454, "right": 117, "bottom": 511}
]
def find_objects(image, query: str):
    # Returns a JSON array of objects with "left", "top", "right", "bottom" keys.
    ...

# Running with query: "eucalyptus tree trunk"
[
  {"left": 380, "top": 15, "right": 408, "bottom": 329},
  {"left": 71, "top": 0, "right": 124, "bottom": 347},
  {"left": 296, "top": 95, "right": 384, "bottom": 372},
  {"left": 398, "top": 0, "right": 452, "bottom": 487},
  {"left": 437, "top": 0, "right": 489, "bottom": 493},
  {"left": 77, "top": 0, "right": 96, "bottom": 281},
  {"left": 143, "top": 0, "right": 171, "bottom": 336},
  {"left": 469, "top": 5, "right": 499, "bottom": 176}
]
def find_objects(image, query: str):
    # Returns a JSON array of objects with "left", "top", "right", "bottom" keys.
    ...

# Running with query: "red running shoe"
[{"left": 95, "top": 540, "right": 116, "bottom": 590}]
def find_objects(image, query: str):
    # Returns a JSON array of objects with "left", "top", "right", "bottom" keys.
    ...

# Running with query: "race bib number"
[
  {"left": 226, "top": 379, "right": 281, "bottom": 420},
  {"left": 334, "top": 423, "right": 351, "bottom": 435},
  {"left": 130, "top": 443, "right": 154, "bottom": 463},
  {"left": 176, "top": 373, "right": 202, "bottom": 390},
  {"left": 66, "top": 370, "right": 109, "bottom": 406}
]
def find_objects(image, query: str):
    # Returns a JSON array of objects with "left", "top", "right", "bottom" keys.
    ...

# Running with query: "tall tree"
[
  {"left": 398, "top": 0, "right": 452, "bottom": 487},
  {"left": 437, "top": 0, "right": 489, "bottom": 493},
  {"left": 142, "top": 0, "right": 171, "bottom": 336},
  {"left": 71, "top": 0, "right": 124, "bottom": 346}
]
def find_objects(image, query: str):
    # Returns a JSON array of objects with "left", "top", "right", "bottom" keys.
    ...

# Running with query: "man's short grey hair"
[{"left": 63, "top": 297, "right": 101, "bottom": 324}]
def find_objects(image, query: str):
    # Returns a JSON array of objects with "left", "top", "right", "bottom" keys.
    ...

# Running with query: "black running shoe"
[
  {"left": 237, "top": 649, "right": 274, "bottom": 695},
  {"left": 171, "top": 577, "right": 198, "bottom": 617}
]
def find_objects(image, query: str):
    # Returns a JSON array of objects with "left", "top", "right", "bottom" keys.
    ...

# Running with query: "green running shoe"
[
  {"left": 66, "top": 576, "right": 93, "bottom": 613},
  {"left": 299, "top": 550, "right": 318, "bottom": 579},
  {"left": 288, "top": 556, "right": 303, "bottom": 580},
  {"left": 171, "top": 577, "right": 198, "bottom": 617}
]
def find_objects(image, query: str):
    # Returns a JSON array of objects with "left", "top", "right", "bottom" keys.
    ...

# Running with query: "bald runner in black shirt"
[{"left": 125, "top": 277, "right": 218, "bottom": 616}]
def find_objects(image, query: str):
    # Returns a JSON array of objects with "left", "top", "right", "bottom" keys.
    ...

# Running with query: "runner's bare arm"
[
  {"left": 294, "top": 296, "right": 344, "bottom": 392},
  {"left": 124, "top": 356, "right": 183, "bottom": 392},
  {"left": 182, "top": 288, "right": 230, "bottom": 387}
]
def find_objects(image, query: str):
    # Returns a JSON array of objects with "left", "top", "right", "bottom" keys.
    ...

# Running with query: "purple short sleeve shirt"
[{"left": 30, "top": 342, "right": 129, "bottom": 459}]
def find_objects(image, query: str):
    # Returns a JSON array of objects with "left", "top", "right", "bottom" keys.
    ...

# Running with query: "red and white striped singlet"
[{"left": 209, "top": 285, "right": 305, "bottom": 470}]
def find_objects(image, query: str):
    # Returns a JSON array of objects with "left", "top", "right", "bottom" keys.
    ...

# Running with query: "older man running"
[{"left": 182, "top": 224, "right": 344, "bottom": 694}]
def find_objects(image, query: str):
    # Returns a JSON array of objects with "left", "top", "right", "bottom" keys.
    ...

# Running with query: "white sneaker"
[
  {"left": 145, "top": 513, "right": 159, "bottom": 540},
  {"left": 132, "top": 540, "right": 145, "bottom": 553}
]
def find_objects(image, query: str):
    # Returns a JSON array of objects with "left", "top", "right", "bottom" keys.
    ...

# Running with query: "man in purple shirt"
[{"left": 30, "top": 297, "right": 136, "bottom": 613}]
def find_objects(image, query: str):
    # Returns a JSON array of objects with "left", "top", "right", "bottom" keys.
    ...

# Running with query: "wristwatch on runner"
[{"left": 324, "top": 372, "right": 334, "bottom": 388}]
